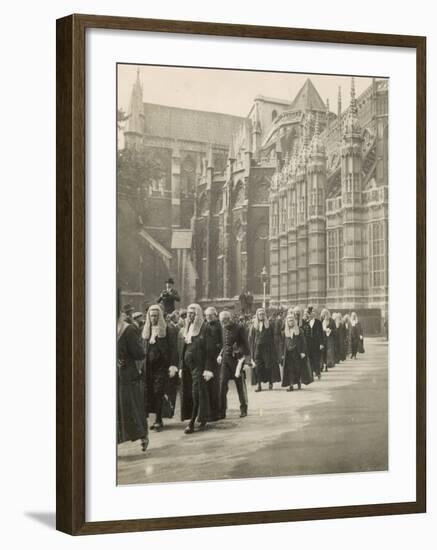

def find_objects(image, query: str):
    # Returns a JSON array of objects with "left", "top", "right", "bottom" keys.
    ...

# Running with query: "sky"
[{"left": 117, "top": 63, "right": 385, "bottom": 118}]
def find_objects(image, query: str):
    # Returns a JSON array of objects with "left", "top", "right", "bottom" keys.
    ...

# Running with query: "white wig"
[
  {"left": 182, "top": 303, "right": 204, "bottom": 338},
  {"left": 252, "top": 307, "right": 269, "bottom": 330},
  {"left": 284, "top": 312, "right": 299, "bottom": 338},
  {"left": 142, "top": 304, "right": 167, "bottom": 340}
]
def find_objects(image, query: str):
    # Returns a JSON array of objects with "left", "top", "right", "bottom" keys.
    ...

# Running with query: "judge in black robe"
[
  {"left": 350, "top": 312, "right": 364, "bottom": 358},
  {"left": 333, "top": 313, "right": 347, "bottom": 362},
  {"left": 248, "top": 308, "right": 281, "bottom": 391},
  {"left": 304, "top": 306, "right": 324, "bottom": 379},
  {"left": 321, "top": 309, "right": 337, "bottom": 371},
  {"left": 178, "top": 304, "right": 212, "bottom": 433},
  {"left": 117, "top": 306, "right": 148, "bottom": 451},
  {"left": 142, "top": 304, "right": 178, "bottom": 432},
  {"left": 272, "top": 311, "right": 285, "bottom": 367},
  {"left": 204, "top": 307, "right": 222, "bottom": 422},
  {"left": 343, "top": 314, "right": 352, "bottom": 357},
  {"left": 281, "top": 313, "right": 309, "bottom": 390}
]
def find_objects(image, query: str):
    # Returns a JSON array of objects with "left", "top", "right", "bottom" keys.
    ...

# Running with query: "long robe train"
[{"left": 118, "top": 365, "right": 148, "bottom": 444}]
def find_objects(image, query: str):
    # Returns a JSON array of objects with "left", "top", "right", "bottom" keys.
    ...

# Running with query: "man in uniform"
[
  {"left": 218, "top": 310, "right": 251, "bottom": 419},
  {"left": 157, "top": 277, "right": 180, "bottom": 314}
]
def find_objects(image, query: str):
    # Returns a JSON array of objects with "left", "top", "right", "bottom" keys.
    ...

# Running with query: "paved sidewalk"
[{"left": 117, "top": 337, "right": 388, "bottom": 485}]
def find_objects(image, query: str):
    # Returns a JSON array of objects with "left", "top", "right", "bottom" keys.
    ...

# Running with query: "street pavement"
[{"left": 117, "top": 337, "right": 388, "bottom": 485}]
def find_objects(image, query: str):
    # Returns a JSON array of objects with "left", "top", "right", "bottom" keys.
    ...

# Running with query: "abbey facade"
[{"left": 120, "top": 72, "right": 388, "bottom": 334}]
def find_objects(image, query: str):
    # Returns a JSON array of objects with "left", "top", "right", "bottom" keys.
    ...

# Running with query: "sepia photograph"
[{"left": 116, "top": 63, "right": 389, "bottom": 486}]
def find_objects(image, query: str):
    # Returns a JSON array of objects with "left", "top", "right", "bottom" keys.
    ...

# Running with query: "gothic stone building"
[{"left": 120, "top": 72, "right": 388, "bottom": 333}]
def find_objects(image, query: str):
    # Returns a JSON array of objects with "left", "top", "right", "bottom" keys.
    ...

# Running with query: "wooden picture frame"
[{"left": 56, "top": 13, "right": 426, "bottom": 535}]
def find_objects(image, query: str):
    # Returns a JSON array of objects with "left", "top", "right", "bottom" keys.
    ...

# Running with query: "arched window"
[{"left": 272, "top": 109, "right": 278, "bottom": 121}]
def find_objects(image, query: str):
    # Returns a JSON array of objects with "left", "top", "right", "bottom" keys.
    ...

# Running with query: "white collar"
[{"left": 150, "top": 325, "right": 160, "bottom": 344}]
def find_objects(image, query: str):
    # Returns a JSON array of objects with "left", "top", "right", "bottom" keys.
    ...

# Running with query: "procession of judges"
[{"left": 117, "top": 278, "right": 365, "bottom": 453}]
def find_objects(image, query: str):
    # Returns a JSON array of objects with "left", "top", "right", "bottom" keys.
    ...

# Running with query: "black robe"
[
  {"left": 273, "top": 317, "right": 285, "bottom": 364},
  {"left": 282, "top": 329, "right": 312, "bottom": 387},
  {"left": 322, "top": 318, "right": 337, "bottom": 368},
  {"left": 304, "top": 318, "right": 324, "bottom": 375},
  {"left": 178, "top": 322, "right": 210, "bottom": 423},
  {"left": 117, "top": 323, "right": 147, "bottom": 443},
  {"left": 335, "top": 323, "right": 347, "bottom": 362},
  {"left": 343, "top": 323, "right": 352, "bottom": 355},
  {"left": 350, "top": 322, "right": 364, "bottom": 356},
  {"left": 144, "top": 325, "right": 178, "bottom": 416},
  {"left": 205, "top": 319, "right": 222, "bottom": 421},
  {"left": 248, "top": 323, "right": 281, "bottom": 385}
]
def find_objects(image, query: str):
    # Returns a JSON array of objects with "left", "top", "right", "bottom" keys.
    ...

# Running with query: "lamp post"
[{"left": 261, "top": 266, "right": 269, "bottom": 310}]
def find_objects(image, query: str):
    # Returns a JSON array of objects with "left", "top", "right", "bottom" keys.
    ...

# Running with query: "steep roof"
[
  {"left": 143, "top": 102, "right": 245, "bottom": 145},
  {"left": 253, "top": 95, "right": 291, "bottom": 106},
  {"left": 290, "top": 78, "right": 326, "bottom": 111}
]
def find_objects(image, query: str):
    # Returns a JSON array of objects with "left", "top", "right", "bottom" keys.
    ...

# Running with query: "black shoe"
[
  {"left": 286, "top": 386, "right": 294, "bottom": 392},
  {"left": 140, "top": 437, "right": 149, "bottom": 452},
  {"left": 198, "top": 422, "right": 207, "bottom": 431},
  {"left": 240, "top": 409, "right": 248, "bottom": 418},
  {"left": 255, "top": 387, "right": 262, "bottom": 392},
  {"left": 184, "top": 425, "right": 194, "bottom": 434},
  {"left": 152, "top": 421, "right": 163, "bottom": 432}
]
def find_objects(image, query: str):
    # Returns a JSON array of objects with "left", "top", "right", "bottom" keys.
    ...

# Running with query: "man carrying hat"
[{"left": 157, "top": 277, "right": 180, "bottom": 315}]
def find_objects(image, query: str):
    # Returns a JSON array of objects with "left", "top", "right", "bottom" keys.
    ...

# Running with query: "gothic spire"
[
  {"left": 297, "top": 116, "right": 308, "bottom": 173},
  {"left": 310, "top": 112, "right": 325, "bottom": 156},
  {"left": 126, "top": 66, "right": 144, "bottom": 137},
  {"left": 350, "top": 76, "right": 357, "bottom": 117},
  {"left": 314, "top": 111, "right": 320, "bottom": 136},
  {"left": 343, "top": 77, "right": 361, "bottom": 136},
  {"left": 290, "top": 139, "right": 299, "bottom": 176},
  {"left": 303, "top": 112, "right": 311, "bottom": 156}
]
